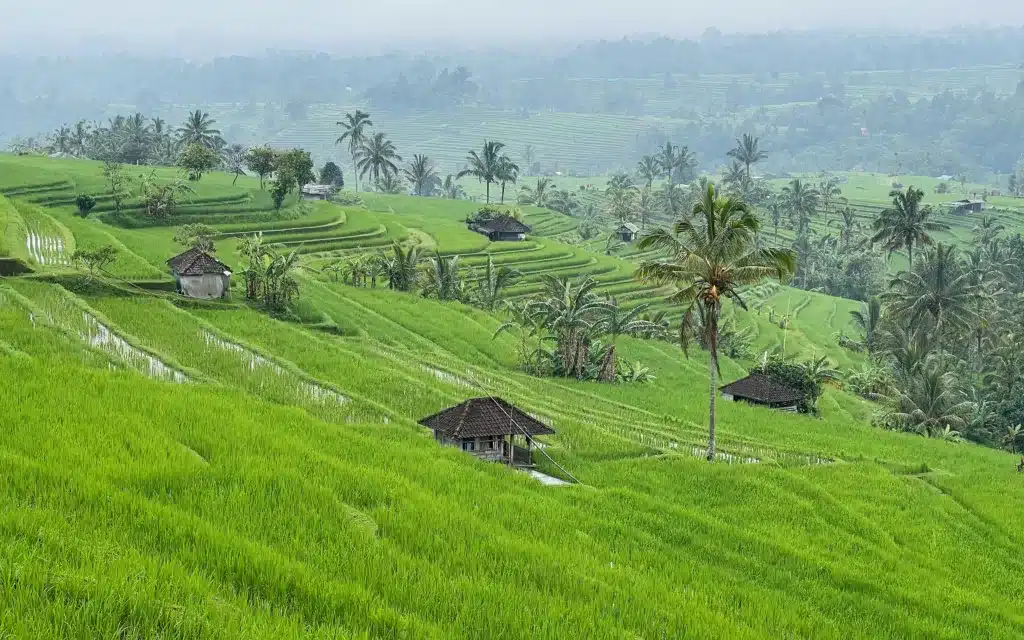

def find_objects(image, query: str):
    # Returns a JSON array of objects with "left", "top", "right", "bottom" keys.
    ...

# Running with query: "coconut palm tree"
[
  {"left": 635, "top": 187, "right": 657, "bottom": 229},
  {"left": 421, "top": 253, "right": 465, "bottom": 301},
  {"left": 656, "top": 141, "right": 695, "bottom": 186},
  {"left": 871, "top": 186, "right": 948, "bottom": 271},
  {"left": 494, "top": 299, "right": 550, "bottom": 374},
  {"left": 48, "top": 125, "right": 72, "bottom": 155},
  {"left": 177, "top": 110, "right": 221, "bottom": 149},
  {"left": 518, "top": 177, "right": 552, "bottom": 207},
  {"left": 782, "top": 178, "right": 820, "bottom": 235},
  {"left": 656, "top": 182, "right": 687, "bottom": 220},
  {"left": 636, "top": 155, "right": 660, "bottom": 188},
  {"left": 595, "top": 300, "right": 654, "bottom": 382},
  {"left": 833, "top": 205, "right": 860, "bottom": 250},
  {"left": 538, "top": 276, "right": 607, "bottom": 379},
  {"left": 765, "top": 197, "right": 785, "bottom": 244},
  {"left": 722, "top": 161, "right": 747, "bottom": 192},
  {"left": 496, "top": 155, "right": 520, "bottom": 204},
  {"left": 354, "top": 132, "right": 402, "bottom": 185},
  {"left": 817, "top": 176, "right": 845, "bottom": 224},
  {"left": 726, "top": 133, "right": 768, "bottom": 180},
  {"left": 336, "top": 110, "right": 373, "bottom": 192},
  {"left": 605, "top": 187, "right": 637, "bottom": 225},
  {"left": 474, "top": 256, "right": 521, "bottom": 311},
  {"left": 439, "top": 174, "right": 466, "bottom": 199},
  {"left": 458, "top": 140, "right": 505, "bottom": 203},
  {"left": 403, "top": 154, "right": 438, "bottom": 196},
  {"left": 381, "top": 242, "right": 421, "bottom": 291},
  {"left": 850, "top": 296, "right": 884, "bottom": 354},
  {"left": 885, "top": 243, "right": 980, "bottom": 338},
  {"left": 889, "top": 356, "right": 973, "bottom": 438},
  {"left": 636, "top": 182, "right": 796, "bottom": 461},
  {"left": 69, "top": 121, "right": 90, "bottom": 156}
]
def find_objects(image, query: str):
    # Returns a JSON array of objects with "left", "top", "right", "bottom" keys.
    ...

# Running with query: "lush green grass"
[{"left": 4, "top": 154, "right": 1024, "bottom": 636}]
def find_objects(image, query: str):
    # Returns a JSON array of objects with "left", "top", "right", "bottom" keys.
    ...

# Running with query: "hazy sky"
[{"left": 4, "top": 0, "right": 1024, "bottom": 55}]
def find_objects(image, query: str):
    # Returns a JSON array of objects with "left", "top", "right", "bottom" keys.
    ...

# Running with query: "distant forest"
[{"left": 3, "top": 28, "right": 1024, "bottom": 176}]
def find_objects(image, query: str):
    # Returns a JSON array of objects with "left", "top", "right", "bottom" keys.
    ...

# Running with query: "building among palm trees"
[
  {"left": 418, "top": 397, "right": 555, "bottom": 466},
  {"left": 616, "top": 222, "right": 640, "bottom": 242},
  {"left": 470, "top": 215, "right": 531, "bottom": 241},
  {"left": 949, "top": 199, "right": 985, "bottom": 214},
  {"left": 301, "top": 184, "right": 335, "bottom": 201},
  {"left": 720, "top": 373, "right": 804, "bottom": 412},
  {"left": 167, "top": 247, "right": 232, "bottom": 299}
]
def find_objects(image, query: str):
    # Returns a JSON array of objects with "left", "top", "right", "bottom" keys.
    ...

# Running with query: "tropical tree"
[
  {"left": 381, "top": 242, "right": 422, "bottom": 291},
  {"left": 636, "top": 182, "right": 796, "bottom": 460},
  {"left": 440, "top": 174, "right": 466, "bottom": 199},
  {"left": 354, "top": 132, "right": 402, "bottom": 185},
  {"left": 518, "top": 177, "right": 552, "bottom": 207},
  {"left": 496, "top": 155, "right": 520, "bottom": 204},
  {"left": 49, "top": 125, "right": 72, "bottom": 155},
  {"left": 177, "top": 110, "right": 222, "bottom": 149},
  {"left": 335, "top": 110, "right": 373, "bottom": 191},
  {"left": 458, "top": 140, "right": 505, "bottom": 203},
  {"left": 375, "top": 173, "right": 406, "bottom": 195},
  {"left": 817, "top": 175, "right": 845, "bottom": 224},
  {"left": 656, "top": 182, "right": 687, "bottom": 220},
  {"left": 177, "top": 143, "right": 220, "bottom": 181},
  {"left": 605, "top": 187, "right": 637, "bottom": 225},
  {"left": 537, "top": 276, "right": 607, "bottom": 379},
  {"left": 727, "top": 133, "right": 768, "bottom": 180},
  {"left": 657, "top": 141, "right": 695, "bottom": 186},
  {"left": 636, "top": 155, "right": 660, "bottom": 188},
  {"left": 222, "top": 144, "right": 249, "bottom": 185},
  {"left": 765, "top": 197, "right": 785, "bottom": 244},
  {"left": 850, "top": 296, "right": 884, "bottom": 354},
  {"left": 421, "top": 253, "right": 466, "bottom": 301},
  {"left": 887, "top": 356, "right": 973, "bottom": 438},
  {"left": 595, "top": 300, "right": 654, "bottom": 382},
  {"left": 245, "top": 146, "right": 277, "bottom": 190},
  {"left": 473, "top": 256, "right": 521, "bottom": 311},
  {"left": 833, "top": 205, "right": 860, "bottom": 250},
  {"left": 871, "top": 186, "right": 949, "bottom": 270},
  {"left": 494, "top": 299, "right": 550, "bottom": 374},
  {"left": 403, "top": 154, "right": 438, "bottom": 196},
  {"left": 69, "top": 120, "right": 90, "bottom": 156},
  {"left": 781, "top": 178, "right": 820, "bottom": 235},
  {"left": 635, "top": 187, "right": 657, "bottom": 229},
  {"left": 885, "top": 243, "right": 979, "bottom": 339}
]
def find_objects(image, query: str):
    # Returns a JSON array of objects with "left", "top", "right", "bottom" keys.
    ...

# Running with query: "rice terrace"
[{"left": 2, "top": 15, "right": 1024, "bottom": 640}]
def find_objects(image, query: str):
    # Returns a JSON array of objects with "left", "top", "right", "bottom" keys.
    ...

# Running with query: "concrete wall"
[{"left": 178, "top": 273, "right": 230, "bottom": 299}]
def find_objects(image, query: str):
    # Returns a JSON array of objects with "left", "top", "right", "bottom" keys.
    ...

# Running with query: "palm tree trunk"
[
  {"left": 707, "top": 349, "right": 718, "bottom": 462},
  {"left": 500, "top": 182, "right": 506, "bottom": 204},
  {"left": 486, "top": 181, "right": 491, "bottom": 204},
  {"left": 907, "top": 242, "right": 913, "bottom": 271}
]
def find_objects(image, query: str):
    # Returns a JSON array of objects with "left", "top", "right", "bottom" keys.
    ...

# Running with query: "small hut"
[
  {"left": 301, "top": 184, "right": 335, "bottom": 201},
  {"left": 950, "top": 199, "right": 985, "bottom": 214},
  {"left": 166, "top": 247, "right": 232, "bottom": 299},
  {"left": 616, "top": 222, "right": 640, "bottom": 242},
  {"left": 418, "top": 397, "right": 555, "bottom": 466},
  {"left": 720, "top": 373, "right": 804, "bottom": 412},
  {"left": 472, "top": 216, "right": 531, "bottom": 241}
]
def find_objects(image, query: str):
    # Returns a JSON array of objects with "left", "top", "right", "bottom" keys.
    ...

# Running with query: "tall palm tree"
[
  {"left": 474, "top": 256, "right": 521, "bottom": 311},
  {"left": 354, "top": 132, "right": 402, "bottom": 185},
  {"left": 636, "top": 155, "right": 660, "bottom": 188},
  {"left": 871, "top": 186, "right": 949, "bottom": 271},
  {"left": 833, "top": 206, "right": 860, "bottom": 250},
  {"left": 636, "top": 182, "right": 796, "bottom": 461},
  {"left": 722, "top": 161, "right": 747, "bottom": 191},
  {"left": 403, "top": 154, "right": 438, "bottom": 196},
  {"left": 335, "top": 110, "right": 373, "bottom": 192},
  {"left": 782, "top": 178, "right": 820, "bottom": 235},
  {"left": 817, "top": 176, "right": 844, "bottom": 224},
  {"left": 496, "top": 155, "right": 520, "bottom": 204},
  {"left": 657, "top": 141, "right": 695, "bottom": 186},
  {"left": 518, "top": 177, "right": 552, "bottom": 207},
  {"left": 635, "top": 187, "right": 657, "bottom": 229},
  {"left": 69, "top": 120, "right": 90, "bottom": 157},
  {"left": 765, "top": 198, "right": 785, "bottom": 244},
  {"left": 49, "top": 125, "right": 72, "bottom": 155},
  {"left": 605, "top": 187, "right": 638, "bottom": 225},
  {"left": 885, "top": 243, "right": 979, "bottom": 338},
  {"left": 850, "top": 296, "right": 883, "bottom": 354},
  {"left": 656, "top": 182, "right": 687, "bottom": 220},
  {"left": 726, "top": 133, "right": 768, "bottom": 180},
  {"left": 176, "top": 110, "right": 221, "bottom": 149},
  {"left": 458, "top": 140, "right": 505, "bottom": 203}
]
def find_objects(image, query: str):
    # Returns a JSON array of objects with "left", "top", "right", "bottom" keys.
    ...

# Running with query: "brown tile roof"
[
  {"left": 720, "top": 373, "right": 804, "bottom": 405},
  {"left": 418, "top": 397, "right": 555, "bottom": 439},
  {"left": 167, "top": 248, "right": 232, "bottom": 276},
  {"left": 478, "top": 216, "right": 531, "bottom": 234}
]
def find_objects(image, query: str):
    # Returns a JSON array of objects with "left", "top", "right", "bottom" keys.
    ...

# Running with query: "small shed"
[
  {"left": 301, "top": 184, "right": 335, "bottom": 201},
  {"left": 720, "top": 373, "right": 804, "bottom": 412},
  {"left": 950, "top": 199, "right": 984, "bottom": 214},
  {"left": 472, "top": 216, "right": 531, "bottom": 241},
  {"left": 166, "top": 247, "right": 232, "bottom": 299},
  {"left": 616, "top": 222, "right": 640, "bottom": 242},
  {"left": 418, "top": 397, "right": 555, "bottom": 467}
]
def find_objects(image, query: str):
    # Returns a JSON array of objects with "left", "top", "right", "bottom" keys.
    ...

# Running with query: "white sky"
[{"left": 3, "top": 0, "right": 1024, "bottom": 55}]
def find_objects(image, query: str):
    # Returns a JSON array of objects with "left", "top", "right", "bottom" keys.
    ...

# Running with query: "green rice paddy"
[{"left": 1, "top": 153, "right": 1023, "bottom": 638}]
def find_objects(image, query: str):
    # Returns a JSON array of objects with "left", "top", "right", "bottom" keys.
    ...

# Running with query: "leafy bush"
[{"left": 74, "top": 194, "right": 96, "bottom": 217}]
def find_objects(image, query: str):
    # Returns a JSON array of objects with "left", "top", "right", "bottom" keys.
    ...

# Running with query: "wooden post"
[{"left": 526, "top": 439, "right": 532, "bottom": 467}]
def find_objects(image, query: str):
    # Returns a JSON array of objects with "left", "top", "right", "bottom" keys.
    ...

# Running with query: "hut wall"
[{"left": 178, "top": 273, "right": 230, "bottom": 299}]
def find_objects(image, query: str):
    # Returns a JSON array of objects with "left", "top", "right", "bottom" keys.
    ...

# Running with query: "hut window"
[
  {"left": 481, "top": 437, "right": 494, "bottom": 450},
  {"left": 462, "top": 440, "right": 476, "bottom": 452}
]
